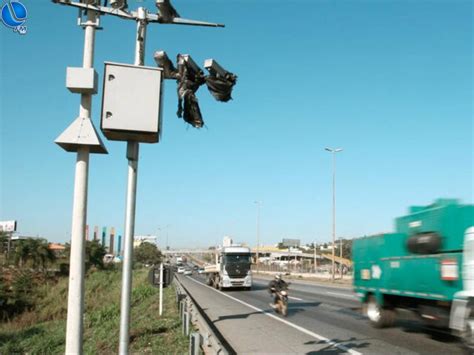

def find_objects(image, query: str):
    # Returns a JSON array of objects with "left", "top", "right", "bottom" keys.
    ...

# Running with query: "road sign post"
[
  {"left": 159, "top": 262, "right": 164, "bottom": 316},
  {"left": 53, "top": 8, "right": 108, "bottom": 354},
  {"left": 119, "top": 11, "right": 147, "bottom": 353}
]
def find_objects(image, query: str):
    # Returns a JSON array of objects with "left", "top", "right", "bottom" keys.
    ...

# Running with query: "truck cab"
[
  {"left": 463, "top": 227, "right": 474, "bottom": 293},
  {"left": 205, "top": 245, "right": 253, "bottom": 290},
  {"left": 219, "top": 247, "right": 252, "bottom": 289},
  {"left": 353, "top": 199, "right": 473, "bottom": 350},
  {"left": 450, "top": 227, "right": 474, "bottom": 349}
]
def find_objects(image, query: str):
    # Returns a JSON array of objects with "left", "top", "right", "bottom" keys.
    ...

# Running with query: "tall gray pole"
[
  {"left": 159, "top": 262, "right": 164, "bottom": 316},
  {"left": 119, "top": 8, "right": 147, "bottom": 355},
  {"left": 340, "top": 236, "right": 343, "bottom": 278},
  {"left": 288, "top": 247, "right": 291, "bottom": 271},
  {"left": 313, "top": 241, "right": 316, "bottom": 273},
  {"left": 331, "top": 151, "right": 336, "bottom": 282},
  {"left": 65, "top": 10, "right": 97, "bottom": 354},
  {"left": 255, "top": 201, "right": 261, "bottom": 273},
  {"left": 325, "top": 147, "right": 342, "bottom": 283}
]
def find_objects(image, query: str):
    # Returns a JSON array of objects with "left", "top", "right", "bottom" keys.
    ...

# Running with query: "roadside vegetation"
[{"left": 0, "top": 233, "right": 187, "bottom": 354}]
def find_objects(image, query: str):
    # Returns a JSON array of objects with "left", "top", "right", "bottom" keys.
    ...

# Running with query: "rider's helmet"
[{"left": 274, "top": 274, "right": 281, "bottom": 280}]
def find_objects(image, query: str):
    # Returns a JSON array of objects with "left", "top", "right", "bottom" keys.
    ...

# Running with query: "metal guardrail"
[{"left": 173, "top": 275, "right": 233, "bottom": 355}]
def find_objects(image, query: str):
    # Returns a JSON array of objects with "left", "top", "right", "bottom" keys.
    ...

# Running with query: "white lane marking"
[
  {"left": 185, "top": 277, "right": 362, "bottom": 355},
  {"left": 288, "top": 296, "right": 304, "bottom": 301},
  {"left": 326, "top": 291, "right": 358, "bottom": 299}
]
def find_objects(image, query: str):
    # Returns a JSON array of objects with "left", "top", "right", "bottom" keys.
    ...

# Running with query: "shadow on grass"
[
  {"left": 130, "top": 326, "right": 170, "bottom": 343},
  {"left": 0, "top": 326, "right": 44, "bottom": 352},
  {"left": 129, "top": 323, "right": 181, "bottom": 344}
]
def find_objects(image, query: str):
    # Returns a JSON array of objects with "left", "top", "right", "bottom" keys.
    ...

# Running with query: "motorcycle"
[{"left": 271, "top": 287, "right": 289, "bottom": 317}]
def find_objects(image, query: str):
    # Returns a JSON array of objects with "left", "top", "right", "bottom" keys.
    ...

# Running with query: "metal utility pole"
[
  {"left": 6, "top": 233, "right": 12, "bottom": 261},
  {"left": 340, "top": 236, "right": 343, "bottom": 278},
  {"left": 325, "top": 147, "right": 343, "bottom": 282},
  {"left": 157, "top": 227, "right": 161, "bottom": 249},
  {"left": 53, "top": 2, "right": 230, "bottom": 354},
  {"left": 313, "top": 241, "right": 317, "bottom": 273},
  {"left": 158, "top": 224, "right": 170, "bottom": 250},
  {"left": 159, "top": 262, "right": 164, "bottom": 316},
  {"left": 53, "top": 8, "right": 108, "bottom": 354},
  {"left": 254, "top": 201, "right": 262, "bottom": 273},
  {"left": 119, "top": 9, "right": 147, "bottom": 354}
]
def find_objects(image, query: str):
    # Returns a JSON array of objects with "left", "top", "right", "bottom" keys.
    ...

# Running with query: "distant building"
[
  {"left": 133, "top": 235, "right": 157, "bottom": 248},
  {"left": 48, "top": 243, "right": 66, "bottom": 251},
  {"left": 320, "top": 244, "right": 335, "bottom": 251},
  {"left": 48, "top": 243, "right": 66, "bottom": 256},
  {"left": 222, "top": 236, "right": 233, "bottom": 247}
]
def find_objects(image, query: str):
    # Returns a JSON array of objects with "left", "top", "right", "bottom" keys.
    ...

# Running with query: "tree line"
[{"left": 0, "top": 232, "right": 162, "bottom": 321}]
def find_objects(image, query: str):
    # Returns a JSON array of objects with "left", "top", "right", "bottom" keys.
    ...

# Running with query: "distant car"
[
  {"left": 198, "top": 268, "right": 205, "bottom": 274},
  {"left": 193, "top": 265, "right": 199, "bottom": 270},
  {"left": 184, "top": 268, "right": 192, "bottom": 276},
  {"left": 177, "top": 266, "right": 185, "bottom": 274}
]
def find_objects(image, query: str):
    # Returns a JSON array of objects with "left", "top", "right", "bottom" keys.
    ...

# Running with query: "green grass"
[{"left": 0, "top": 269, "right": 188, "bottom": 354}]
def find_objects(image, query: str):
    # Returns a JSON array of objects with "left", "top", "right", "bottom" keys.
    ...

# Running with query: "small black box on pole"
[{"left": 148, "top": 265, "right": 172, "bottom": 288}]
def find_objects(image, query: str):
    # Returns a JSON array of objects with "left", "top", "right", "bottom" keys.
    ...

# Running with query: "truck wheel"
[
  {"left": 366, "top": 296, "right": 395, "bottom": 328},
  {"left": 462, "top": 308, "right": 474, "bottom": 350}
]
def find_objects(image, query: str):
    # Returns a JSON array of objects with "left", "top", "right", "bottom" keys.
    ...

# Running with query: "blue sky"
[{"left": 1, "top": 0, "right": 472, "bottom": 248}]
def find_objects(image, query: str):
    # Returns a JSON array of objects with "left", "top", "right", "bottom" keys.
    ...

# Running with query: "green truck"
[{"left": 353, "top": 198, "right": 473, "bottom": 349}]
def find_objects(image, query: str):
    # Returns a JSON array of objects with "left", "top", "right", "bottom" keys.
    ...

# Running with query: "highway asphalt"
[{"left": 177, "top": 273, "right": 468, "bottom": 354}]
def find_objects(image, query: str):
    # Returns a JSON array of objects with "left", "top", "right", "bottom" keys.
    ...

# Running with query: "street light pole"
[
  {"left": 325, "top": 147, "right": 343, "bottom": 282},
  {"left": 157, "top": 227, "right": 162, "bottom": 248},
  {"left": 157, "top": 224, "right": 170, "bottom": 250},
  {"left": 254, "top": 201, "right": 261, "bottom": 273},
  {"left": 340, "top": 236, "right": 343, "bottom": 278},
  {"left": 313, "top": 241, "right": 317, "bottom": 273}
]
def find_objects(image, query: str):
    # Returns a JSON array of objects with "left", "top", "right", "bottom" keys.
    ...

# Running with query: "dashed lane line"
[{"left": 288, "top": 296, "right": 304, "bottom": 301}]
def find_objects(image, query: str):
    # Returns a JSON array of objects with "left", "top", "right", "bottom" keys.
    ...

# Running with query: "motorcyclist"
[{"left": 268, "top": 274, "right": 288, "bottom": 307}]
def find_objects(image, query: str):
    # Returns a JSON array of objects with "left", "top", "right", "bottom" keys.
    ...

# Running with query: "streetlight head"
[
  {"left": 335, "top": 148, "right": 343, "bottom": 153},
  {"left": 325, "top": 147, "right": 333, "bottom": 152}
]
